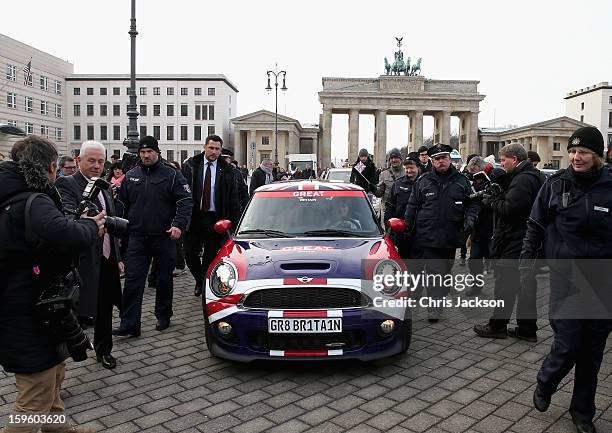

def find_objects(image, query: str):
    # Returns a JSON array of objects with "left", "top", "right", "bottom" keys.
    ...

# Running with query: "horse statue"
[
  {"left": 391, "top": 51, "right": 406, "bottom": 75},
  {"left": 384, "top": 57, "right": 391, "bottom": 75},
  {"left": 410, "top": 58, "right": 422, "bottom": 76},
  {"left": 403, "top": 57, "right": 411, "bottom": 75}
]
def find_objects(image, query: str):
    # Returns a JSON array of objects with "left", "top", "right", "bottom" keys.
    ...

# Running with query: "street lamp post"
[
  {"left": 265, "top": 64, "right": 287, "bottom": 165},
  {"left": 122, "top": 0, "right": 140, "bottom": 170}
]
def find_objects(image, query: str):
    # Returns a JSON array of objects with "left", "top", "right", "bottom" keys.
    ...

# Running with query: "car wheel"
[
  {"left": 399, "top": 318, "right": 412, "bottom": 354},
  {"left": 202, "top": 299, "right": 220, "bottom": 358}
]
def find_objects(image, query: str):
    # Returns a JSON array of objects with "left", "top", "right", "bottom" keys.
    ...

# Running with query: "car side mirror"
[
  {"left": 214, "top": 219, "right": 232, "bottom": 234},
  {"left": 386, "top": 218, "right": 406, "bottom": 233}
]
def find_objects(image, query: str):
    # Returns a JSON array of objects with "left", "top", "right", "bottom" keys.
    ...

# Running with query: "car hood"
[{"left": 214, "top": 237, "right": 399, "bottom": 281}]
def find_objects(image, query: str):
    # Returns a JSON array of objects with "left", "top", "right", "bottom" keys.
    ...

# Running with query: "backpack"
[{"left": 0, "top": 192, "right": 45, "bottom": 246}]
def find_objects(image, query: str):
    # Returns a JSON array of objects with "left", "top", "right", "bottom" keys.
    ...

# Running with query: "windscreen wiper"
[
  {"left": 237, "top": 229, "right": 294, "bottom": 238},
  {"left": 302, "top": 229, "right": 359, "bottom": 237}
]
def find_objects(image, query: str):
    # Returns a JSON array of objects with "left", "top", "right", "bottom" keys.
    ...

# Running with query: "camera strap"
[{"left": 0, "top": 192, "right": 45, "bottom": 245}]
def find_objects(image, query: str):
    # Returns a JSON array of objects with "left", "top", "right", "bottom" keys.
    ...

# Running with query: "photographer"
[
  {"left": 56, "top": 141, "right": 123, "bottom": 370},
  {"left": 0, "top": 136, "right": 103, "bottom": 433},
  {"left": 473, "top": 143, "right": 544, "bottom": 341}
]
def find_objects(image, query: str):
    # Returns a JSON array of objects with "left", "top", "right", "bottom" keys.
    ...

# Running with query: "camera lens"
[{"left": 104, "top": 216, "right": 129, "bottom": 237}]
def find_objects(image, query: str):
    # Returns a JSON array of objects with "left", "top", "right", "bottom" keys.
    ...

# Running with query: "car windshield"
[
  {"left": 327, "top": 170, "right": 351, "bottom": 183},
  {"left": 236, "top": 190, "right": 382, "bottom": 238}
]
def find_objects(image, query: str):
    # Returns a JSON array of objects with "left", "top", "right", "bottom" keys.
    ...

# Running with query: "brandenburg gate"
[{"left": 317, "top": 38, "right": 485, "bottom": 168}]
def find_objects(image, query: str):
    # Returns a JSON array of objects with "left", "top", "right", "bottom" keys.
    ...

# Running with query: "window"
[
  {"left": 153, "top": 104, "right": 160, "bottom": 116},
  {"left": 74, "top": 87, "right": 80, "bottom": 96},
  {"left": 40, "top": 125, "right": 49, "bottom": 137},
  {"left": 139, "top": 104, "right": 147, "bottom": 116},
  {"left": 24, "top": 73, "right": 32, "bottom": 87},
  {"left": 113, "top": 150, "right": 120, "bottom": 158},
  {"left": 55, "top": 104, "right": 62, "bottom": 118},
  {"left": 208, "top": 105, "right": 214, "bottom": 120},
  {"left": 126, "top": 87, "right": 131, "bottom": 95},
  {"left": 167, "top": 104, "right": 174, "bottom": 116},
  {"left": 194, "top": 87, "right": 201, "bottom": 96},
  {"left": 87, "top": 125, "right": 94, "bottom": 140},
  {"left": 139, "top": 87, "right": 147, "bottom": 95},
  {"left": 609, "top": 96, "right": 612, "bottom": 104},
  {"left": 113, "top": 104, "right": 120, "bottom": 116},
  {"left": 100, "top": 87, "right": 107, "bottom": 96},
  {"left": 609, "top": 111, "right": 612, "bottom": 127},
  {"left": 100, "top": 104, "right": 107, "bottom": 116},
  {"left": 609, "top": 134, "right": 612, "bottom": 147},
  {"left": 54, "top": 80, "right": 62, "bottom": 95},
  {"left": 194, "top": 125, "right": 202, "bottom": 141},
  {"left": 74, "top": 104, "right": 80, "bottom": 116},
  {"left": 113, "top": 125, "right": 121, "bottom": 141},
  {"left": 40, "top": 76, "right": 48, "bottom": 91},
  {"left": 153, "top": 87, "right": 160, "bottom": 95},
  {"left": 40, "top": 101, "right": 48, "bottom": 115},
  {"left": 7, "top": 120, "right": 17, "bottom": 127},
  {"left": 580, "top": 115, "right": 584, "bottom": 122},
  {"left": 180, "top": 104, "right": 188, "bottom": 116},
  {"left": 195, "top": 104, "right": 207, "bottom": 120},
  {"left": 167, "top": 87, "right": 174, "bottom": 96},
  {"left": 153, "top": 125, "right": 160, "bottom": 140},
  {"left": 24, "top": 122, "right": 33, "bottom": 134},
  {"left": 6, "top": 92, "right": 16, "bottom": 109},
  {"left": 180, "top": 150, "right": 188, "bottom": 163},
  {"left": 87, "top": 104, "right": 94, "bottom": 116},
  {"left": 180, "top": 125, "right": 188, "bottom": 140},
  {"left": 553, "top": 142, "right": 560, "bottom": 151},
  {"left": 262, "top": 136, "right": 270, "bottom": 145},
  {"left": 100, "top": 124, "right": 107, "bottom": 141},
  {"left": 113, "top": 87, "right": 120, "bottom": 95},
  {"left": 6, "top": 64, "right": 16, "bottom": 81},
  {"left": 581, "top": 102, "right": 584, "bottom": 110},
  {"left": 260, "top": 153, "right": 270, "bottom": 163},
  {"left": 208, "top": 88, "right": 215, "bottom": 96},
  {"left": 167, "top": 150, "right": 174, "bottom": 162},
  {"left": 167, "top": 125, "right": 174, "bottom": 141},
  {"left": 140, "top": 125, "right": 147, "bottom": 138},
  {"left": 86, "top": 87, "right": 93, "bottom": 95},
  {"left": 74, "top": 124, "right": 81, "bottom": 141},
  {"left": 25, "top": 96, "right": 33, "bottom": 112},
  {"left": 181, "top": 87, "right": 188, "bottom": 96},
  {"left": 208, "top": 125, "right": 215, "bottom": 136}
]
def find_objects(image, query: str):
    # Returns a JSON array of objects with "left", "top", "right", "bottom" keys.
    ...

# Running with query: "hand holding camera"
[{"left": 83, "top": 210, "right": 106, "bottom": 237}]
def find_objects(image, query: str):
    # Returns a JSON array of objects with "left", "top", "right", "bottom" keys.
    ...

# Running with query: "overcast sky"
[{"left": 4, "top": 0, "right": 611, "bottom": 162}]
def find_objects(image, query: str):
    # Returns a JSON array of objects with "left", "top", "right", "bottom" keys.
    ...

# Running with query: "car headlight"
[
  {"left": 373, "top": 259, "right": 402, "bottom": 296},
  {"left": 209, "top": 261, "right": 238, "bottom": 297}
]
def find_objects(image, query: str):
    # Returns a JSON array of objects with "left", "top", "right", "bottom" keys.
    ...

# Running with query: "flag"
[
  {"left": 355, "top": 161, "right": 366, "bottom": 173},
  {"left": 23, "top": 59, "right": 32, "bottom": 86}
]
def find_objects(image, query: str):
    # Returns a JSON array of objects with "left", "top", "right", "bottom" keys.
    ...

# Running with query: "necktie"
[
  {"left": 98, "top": 191, "right": 111, "bottom": 259},
  {"left": 202, "top": 161, "right": 211, "bottom": 211}
]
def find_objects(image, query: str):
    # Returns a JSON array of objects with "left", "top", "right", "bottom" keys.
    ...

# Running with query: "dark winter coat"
[
  {"left": 182, "top": 153, "right": 241, "bottom": 227},
  {"left": 350, "top": 157, "right": 377, "bottom": 192},
  {"left": 0, "top": 161, "right": 98, "bottom": 373},
  {"left": 404, "top": 165, "right": 479, "bottom": 248},
  {"left": 385, "top": 175, "right": 415, "bottom": 222},
  {"left": 55, "top": 171, "right": 122, "bottom": 316},
  {"left": 118, "top": 158, "right": 192, "bottom": 235},
  {"left": 471, "top": 165, "right": 505, "bottom": 243},
  {"left": 487, "top": 161, "right": 544, "bottom": 258},
  {"left": 249, "top": 167, "right": 271, "bottom": 196}
]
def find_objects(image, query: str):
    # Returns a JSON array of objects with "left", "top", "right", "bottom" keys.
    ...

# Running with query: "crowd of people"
[{"left": 0, "top": 126, "right": 611, "bottom": 432}]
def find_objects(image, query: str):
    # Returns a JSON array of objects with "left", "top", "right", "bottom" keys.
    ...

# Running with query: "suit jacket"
[{"left": 55, "top": 171, "right": 122, "bottom": 316}]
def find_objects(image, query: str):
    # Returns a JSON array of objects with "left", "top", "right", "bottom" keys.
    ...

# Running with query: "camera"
[
  {"left": 35, "top": 269, "right": 93, "bottom": 362},
  {"left": 469, "top": 171, "right": 502, "bottom": 200},
  {"left": 73, "top": 177, "right": 128, "bottom": 236}
]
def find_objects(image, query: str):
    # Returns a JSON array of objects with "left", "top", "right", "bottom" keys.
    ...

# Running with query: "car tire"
[
  {"left": 202, "top": 299, "right": 220, "bottom": 358},
  {"left": 399, "top": 318, "right": 412, "bottom": 354}
]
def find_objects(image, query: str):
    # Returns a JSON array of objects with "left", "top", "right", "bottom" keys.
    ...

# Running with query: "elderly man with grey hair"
[
  {"left": 474, "top": 142, "right": 544, "bottom": 341},
  {"left": 55, "top": 140, "right": 123, "bottom": 370}
]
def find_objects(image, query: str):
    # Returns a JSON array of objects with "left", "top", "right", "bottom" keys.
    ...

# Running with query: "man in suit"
[
  {"left": 55, "top": 140, "right": 123, "bottom": 369},
  {"left": 182, "top": 135, "right": 241, "bottom": 297}
]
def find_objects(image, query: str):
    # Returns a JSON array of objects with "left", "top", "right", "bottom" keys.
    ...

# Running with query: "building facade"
[
  {"left": 565, "top": 82, "right": 612, "bottom": 148},
  {"left": 1, "top": 33, "right": 73, "bottom": 156}
]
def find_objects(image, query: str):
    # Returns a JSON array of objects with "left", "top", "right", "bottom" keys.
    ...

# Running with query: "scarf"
[{"left": 260, "top": 162, "right": 273, "bottom": 184}]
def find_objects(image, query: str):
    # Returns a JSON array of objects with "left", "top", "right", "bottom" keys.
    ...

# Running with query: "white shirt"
[{"left": 203, "top": 158, "right": 217, "bottom": 212}]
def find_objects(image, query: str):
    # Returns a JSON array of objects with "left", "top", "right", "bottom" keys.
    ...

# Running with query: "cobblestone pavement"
[{"left": 1, "top": 269, "right": 611, "bottom": 433}]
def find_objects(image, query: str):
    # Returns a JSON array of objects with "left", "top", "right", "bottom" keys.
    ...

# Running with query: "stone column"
[
  {"left": 289, "top": 130, "right": 299, "bottom": 158},
  {"left": 375, "top": 109, "right": 387, "bottom": 168},
  {"left": 440, "top": 111, "right": 451, "bottom": 145},
  {"left": 348, "top": 109, "right": 360, "bottom": 162},
  {"left": 247, "top": 129, "right": 257, "bottom": 169},
  {"left": 233, "top": 127, "right": 243, "bottom": 166},
  {"left": 321, "top": 107, "right": 332, "bottom": 170},
  {"left": 409, "top": 110, "right": 423, "bottom": 152},
  {"left": 467, "top": 112, "right": 479, "bottom": 156}
]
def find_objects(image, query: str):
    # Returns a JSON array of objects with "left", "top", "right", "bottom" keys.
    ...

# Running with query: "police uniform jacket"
[
  {"left": 118, "top": 159, "right": 192, "bottom": 235},
  {"left": 385, "top": 175, "right": 415, "bottom": 222},
  {"left": 404, "top": 165, "right": 479, "bottom": 248}
]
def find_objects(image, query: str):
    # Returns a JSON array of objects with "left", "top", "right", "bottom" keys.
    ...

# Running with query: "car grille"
[
  {"left": 248, "top": 330, "right": 366, "bottom": 351},
  {"left": 242, "top": 287, "right": 368, "bottom": 309}
]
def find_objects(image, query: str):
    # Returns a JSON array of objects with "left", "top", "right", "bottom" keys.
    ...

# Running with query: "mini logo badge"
[
  {"left": 297, "top": 277, "right": 314, "bottom": 283},
  {"left": 572, "top": 137, "right": 580, "bottom": 145}
]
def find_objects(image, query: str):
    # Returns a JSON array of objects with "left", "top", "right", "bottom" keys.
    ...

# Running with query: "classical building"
[
  {"left": 66, "top": 74, "right": 237, "bottom": 162},
  {"left": 565, "top": 81, "right": 612, "bottom": 148},
  {"left": 479, "top": 116, "right": 589, "bottom": 169},
  {"left": 1, "top": 33, "right": 73, "bottom": 156},
  {"left": 230, "top": 110, "right": 319, "bottom": 169}
]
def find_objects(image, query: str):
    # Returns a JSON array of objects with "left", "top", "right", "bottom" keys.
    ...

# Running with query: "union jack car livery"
[{"left": 203, "top": 180, "right": 410, "bottom": 361}]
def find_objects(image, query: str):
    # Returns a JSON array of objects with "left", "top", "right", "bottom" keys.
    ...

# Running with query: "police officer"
[
  {"left": 375, "top": 148, "right": 405, "bottom": 225},
  {"left": 114, "top": 136, "right": 192, "bottom": 335},
  {"left": 385, "top": 152, "right": 421, "bottom": 259},
  {"left": 404, "top": 143, "right": 479, "bottom": 321},
  {"left": 521, "top": 127, "right": 612, "bottom": 433}
]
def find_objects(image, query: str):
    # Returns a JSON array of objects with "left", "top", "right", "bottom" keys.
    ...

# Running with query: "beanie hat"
[
  {"left": 358, "top": 148, "right": 369, "bottom": 158},
  {"left": 388, "top": 148, "right": 401, "bottom": 160},
  {"left": 567, "top": 126, "right": 604, "bottom": 157},
  {"left": 138, "top": 136, "right": 160, "bottom": 153}
]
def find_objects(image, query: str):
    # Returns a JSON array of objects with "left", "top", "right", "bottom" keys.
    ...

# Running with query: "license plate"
[{"left": 268, "top": 318, "right": 342, "bottom": 334}]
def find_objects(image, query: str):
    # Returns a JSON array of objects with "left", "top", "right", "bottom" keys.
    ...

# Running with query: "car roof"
[
  {"left": 256, "top": 180, "right": 365, "bottom": 192},
  {"left": 328, "top": 168, "right": 351, "bottom": 172}
]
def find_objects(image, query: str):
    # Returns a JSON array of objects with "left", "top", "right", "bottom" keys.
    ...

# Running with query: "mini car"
[{"left": 203, "top": 180, "right": 411, "bottom": 361}]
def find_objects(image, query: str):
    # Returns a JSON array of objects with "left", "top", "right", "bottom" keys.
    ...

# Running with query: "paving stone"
[
  {"left": 401, "top": 412, "right": 441, "bottom": 432},
  {"left": 298, "top": 406, "right": 339, "bottom": 426}
]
